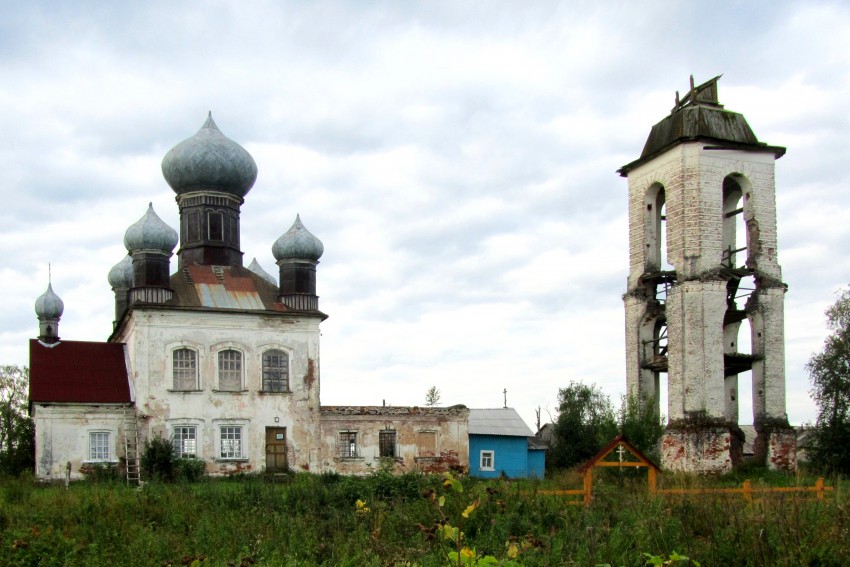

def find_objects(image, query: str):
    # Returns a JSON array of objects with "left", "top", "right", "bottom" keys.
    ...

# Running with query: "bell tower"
[{"left": 618, "top": 76, "right": 796, "bottom": 473}]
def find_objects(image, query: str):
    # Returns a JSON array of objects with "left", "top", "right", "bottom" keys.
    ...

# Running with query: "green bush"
[{"left": 141, "top": 435, "right": 175, "bottom": 482}]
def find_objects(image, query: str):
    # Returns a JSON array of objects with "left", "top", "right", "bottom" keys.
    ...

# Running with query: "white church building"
[{"left": 29, "top": 115, "right": 470, "bottom": 481}]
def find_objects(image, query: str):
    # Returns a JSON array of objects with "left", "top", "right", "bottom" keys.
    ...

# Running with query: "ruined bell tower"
[{"left": 618, "top": 76, "right": 797, "bottom": 473}]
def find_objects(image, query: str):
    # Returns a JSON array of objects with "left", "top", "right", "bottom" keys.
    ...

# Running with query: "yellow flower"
[
  {"left": 460, "top": 547, "right": 476, "bottom": 559},
  {"left": 355, "top": 499, "right": 370, "bottom": 514}
]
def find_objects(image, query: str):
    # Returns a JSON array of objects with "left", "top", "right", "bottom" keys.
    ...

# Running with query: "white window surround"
[
  {"left": 213, "top": 419, "right": 249, "bottom": 461},
  {"left": 480, "top": 450, "right": 495, "bottom": 471},
  {"left": 213, "top": 345, "right": 247, "bottom": 392},
  {"left": 169, "top": 422, "right": 203, "bottom": 459},
  {"left": 167, "top": 342, "right": 205, "bottom": 392},
  {"left": 85, "top": 431, "right": 117, "bottom": 463}
]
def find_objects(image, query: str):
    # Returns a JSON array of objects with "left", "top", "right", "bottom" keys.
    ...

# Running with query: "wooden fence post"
[
  {"left": 816, "top": 477, "right": 824, "bottom": 501},
  {"left": 742, "top": 479, "right": 752, "bottom": 503}
]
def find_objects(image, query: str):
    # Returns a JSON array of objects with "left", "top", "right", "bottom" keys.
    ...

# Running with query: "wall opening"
[
  {"left": 645, "top": 184, "right": 669, "bottom": 272},
  {"left": 722, "top": 175, "right": 747, "bottom": 269}
]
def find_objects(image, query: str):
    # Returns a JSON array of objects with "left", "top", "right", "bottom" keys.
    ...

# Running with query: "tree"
[
  {"left": 0, "top": 365, "right": 35, "bottom": 476},
  {"left": 548, "top": 381, "right": 617, "bottom": 469},
  {"left": 425, "top": 385, "right": 441, "bottom": 407},
  {"left": 806, "top": 287, "right": 850, "bottom": 475},
  {"left": 618, "top": 394, "right": 665, "bottom": 463}
]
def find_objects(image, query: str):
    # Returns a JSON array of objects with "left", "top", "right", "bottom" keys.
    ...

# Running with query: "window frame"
[
  {"left": 379, "top": 430, "right": 397, "bottom": 458},
  {"left": 218, "top": 425, "right": 245, "bottom": 460},
  {"left": 171, "top": 425, "right": 199, "bottom": 459},
  {"left": 214, "top": 419, "right": 251, "bottom": 462},
  {"left": 337, "top": 430, "right": 359, "bottom": 459},
  {"left": 480, "top": 450, "right": 495, "bottom": 471},
  {"left": 88, "top": 431, "right": 112, "bottom": 462},
  {"left": 216, "top": 348, "right": 244, "bottom": 392},
  {"left": 171, "top": 347, "right": 200, "bottom": 391},
  {"left": 261, "top": 348, "right": 290, "bottom": 393}
]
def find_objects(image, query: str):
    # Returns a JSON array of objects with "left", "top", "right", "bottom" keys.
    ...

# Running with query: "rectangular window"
[
  {"left": 188, "top": 211, "right": 201, "bottom": 242},
  {"left": 208, "top": 211, "right": 224, "bottom": 241},
  {"left": 480, "top": 450, "right": 495, "bottom": 471},
  {"left": 338, "top": 431, "right": 357, "bottom": 458},
  {"left": 262, "top": 350, "right": 289, "bottom": 392},
  {"left": 417, "top": 431, "right": 436, "bottom": 457},
  {"left": 89, "top": 432, "right": 110, "bottom": 461},
  {"left": 172, "top": 426, "right": 197, "bottom": 458},
  {"left": 379, "top": 430, "right": 397, "bottom": 458},
  {"left": 218, "top": 349, "right": 242, "bottom": 391},
  {"left": 220, "top": 426, "right": 243, "bottom": 459},
  {"left": 173, "top": 348, "right": 198, "bottom": 390}
]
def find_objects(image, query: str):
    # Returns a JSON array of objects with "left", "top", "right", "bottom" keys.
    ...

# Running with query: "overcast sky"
[{"left": 2, "top": 1, "right": 849, "bottom": 430}]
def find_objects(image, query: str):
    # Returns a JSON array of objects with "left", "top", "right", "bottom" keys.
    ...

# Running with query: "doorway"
[{"left": 265, "top": 427, "right": 288, "bottom": 472}]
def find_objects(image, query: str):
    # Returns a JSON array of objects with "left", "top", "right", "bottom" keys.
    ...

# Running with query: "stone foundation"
[
  {"left": 755, "top": 426, "right": 797, "bottom": 472},
  {"left": 661, "top": 425, "right": 743, "bottom": 474}
]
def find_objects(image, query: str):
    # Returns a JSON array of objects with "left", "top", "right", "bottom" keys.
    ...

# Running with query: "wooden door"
[{"left": 265, "top": 427, "right": 288, "bottom": 472}]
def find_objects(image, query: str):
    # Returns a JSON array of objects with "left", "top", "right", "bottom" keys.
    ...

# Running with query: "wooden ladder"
[{"left": 123, "top": 406, "right": 141, "bottom": 486}]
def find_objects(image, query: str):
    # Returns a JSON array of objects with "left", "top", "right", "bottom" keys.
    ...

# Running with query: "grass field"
[{"left": 0, "top": 468, "right": 847, "bottom": 566}]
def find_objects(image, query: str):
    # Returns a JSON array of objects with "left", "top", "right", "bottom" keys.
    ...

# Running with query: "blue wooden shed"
[{"left": 468, "top": 408, "right": 546, "bottom": 479}]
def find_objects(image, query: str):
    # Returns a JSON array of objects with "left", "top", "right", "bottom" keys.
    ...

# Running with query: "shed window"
[{"left": 480, "top": 450, "right": 495, "bottom": 471}]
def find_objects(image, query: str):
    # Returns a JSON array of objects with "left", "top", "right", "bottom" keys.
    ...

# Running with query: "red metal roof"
[{"left": 29, "top": 340, "right": 131, "bottom": 404}]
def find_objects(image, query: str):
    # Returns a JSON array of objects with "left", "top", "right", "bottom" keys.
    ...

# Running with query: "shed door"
[{"left": 265, "top": 427, "right": 288, "bottom": 472}]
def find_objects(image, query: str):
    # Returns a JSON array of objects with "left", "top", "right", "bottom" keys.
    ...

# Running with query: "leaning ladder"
[{"left": 123, "top": 406, "right": 142, "bottom": 486}]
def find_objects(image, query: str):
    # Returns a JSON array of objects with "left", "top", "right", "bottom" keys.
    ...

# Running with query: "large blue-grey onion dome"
[
  {"left": 161, "top": 112, "right": 258, "bottom": 198},
  {"left": 124, "top": 203, "right": 179, "bottom": 253},
  {"left": 108, "top": 255, "right": 133, "bottom": 288},
  {"left": 35, "top": 283, "right": 64, "bottom": 320},
  {"left": 247, "top": 257, "right": 277, "bottom": 285},
  {"left": 272, "top": 215, "right": 324, "bottom": 262}
]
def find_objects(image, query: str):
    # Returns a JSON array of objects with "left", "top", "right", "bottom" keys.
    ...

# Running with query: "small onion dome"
[
  {"left": 124, "top": 203, "right": 179, "bottom": 253},
  {"left": 272, "top": 215, "right": 324, "bottom": 262},
  {"left": 35, "top": 282, "right": 64, "bottom": 320},
  {"left": 108, "top": 255, "right": 134, "bottom": 288},
  {"left": 247, "top": 257, "right": 277, "bottom": 285},
  {"left": 161, "top": 112, "right": 258, "bottom": 198}
]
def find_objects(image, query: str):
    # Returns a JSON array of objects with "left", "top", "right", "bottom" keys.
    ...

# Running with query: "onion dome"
[
  {"left": 35, "top": 283, "right": 64, "bottom": 320},
  {"left": 272, "top": 215, "right": 324, "bottom": 262},
  {"left": 124, "top": 203, "right": 178, "bottom": 253},
  {"left": 247, "top": 257, "right": 277, "bottom": 285},
  {"left": 108, "top": 255, "right": 134, "bottom": 288},
  {"left": 161, "top": 112, "right": 258, "bottom": 198}
]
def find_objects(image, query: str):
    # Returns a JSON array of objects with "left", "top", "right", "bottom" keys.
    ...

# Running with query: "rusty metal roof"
[{"left": 168, "top": 264, "right": 286, "bottom": 312}]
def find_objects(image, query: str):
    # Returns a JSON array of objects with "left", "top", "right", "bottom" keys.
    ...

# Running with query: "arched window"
[
  {"left": 262, "top": 350, "right": 289, "bottom": 392},
  {"left": 218, "top": 349, "right": 243, "bottom": 391},
  {"left": 173, "top": 348, "right": 198, "bottom": 391},
  {"left": 645, "top": 184, "right": 668, "bottom": 271},
  {"left": 722, "top": 175, "right": 746, "bottom": 269}
]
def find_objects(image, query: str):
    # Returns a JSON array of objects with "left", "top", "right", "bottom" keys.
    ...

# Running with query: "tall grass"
[{"left": 0, "top": 471, "right": 846, "bottom": 566}]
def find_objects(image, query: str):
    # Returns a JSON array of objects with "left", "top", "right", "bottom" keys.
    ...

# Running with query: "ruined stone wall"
[
  {"left": 319, "top": 406, "right": 469, "bottom": 475},
  {"left": 113, "top": 308, "right": 323, "bottom": 474}
]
